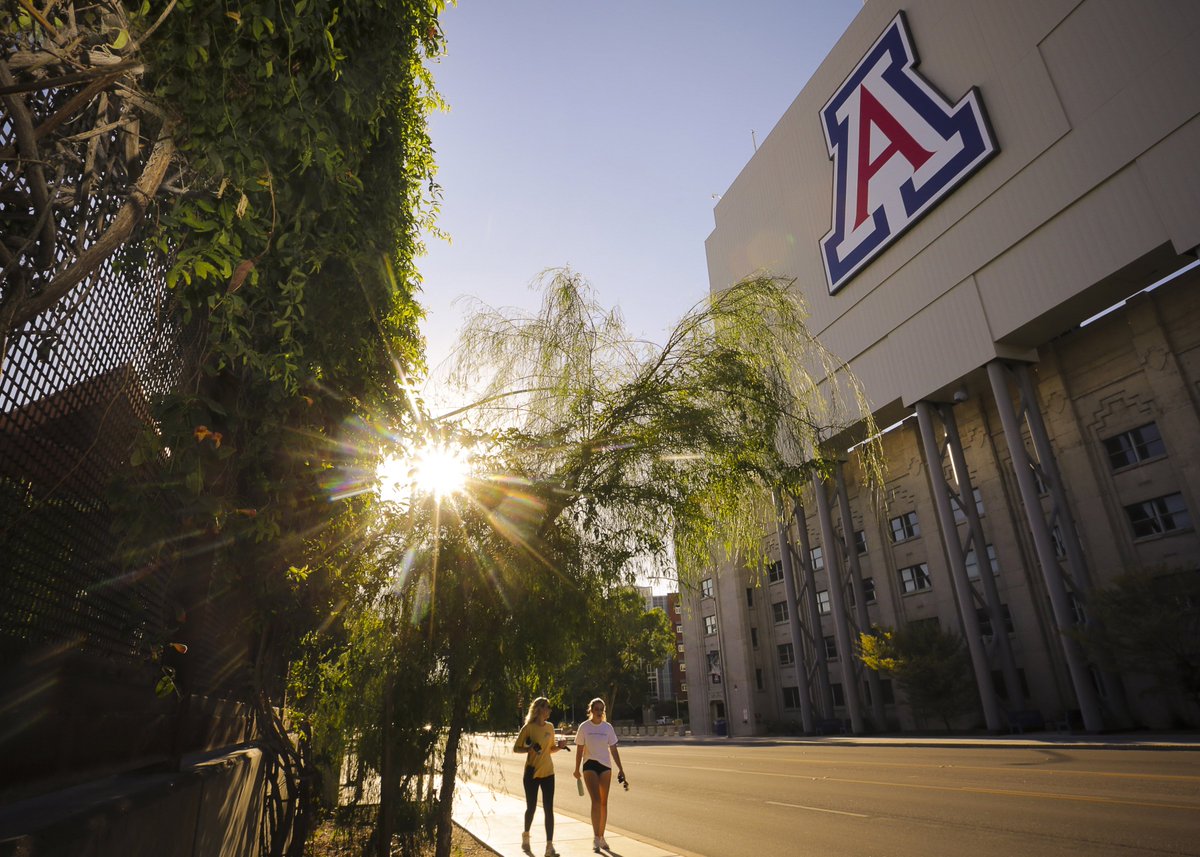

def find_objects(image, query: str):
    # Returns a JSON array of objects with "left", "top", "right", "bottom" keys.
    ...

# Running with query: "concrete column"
[
  {"left": 792, "top": 499, "right": 835, "bottom": 719},
  {"left": 773, "top": 488, "right": 814, "bottom": 734},
  {"left": 939, "top": 401, "right": 1025, "bottom": 709},
  {"left": 915, "top": 401, "right": 1005, "bottom": 733},
  {"left": 812, "top": 471, "right": 865, "bottom": 734},
  {"left": 833, "top": 461, "right": 886, "bottom": 730},
  {"left": 987, "top": 360, "right": 1104, "bottom": 732}
]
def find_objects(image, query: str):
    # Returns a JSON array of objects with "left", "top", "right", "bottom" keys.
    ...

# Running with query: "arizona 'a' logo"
[{"left": 820, "top": 12, "right": 998, "bottom": 294}]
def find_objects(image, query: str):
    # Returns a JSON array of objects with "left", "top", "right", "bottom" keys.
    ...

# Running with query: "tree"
[
  {"left": 391, "top": 268, "right": 882, "bottom": 856},
  {"left": 1073, "top": 570, "right": 1200, "bottom": 725},
  {"left": 563, "top": 589, "right": 676, "bottom": 717},
  {"left": 860, "top": 623, "right": 980, "bottom": 731}
]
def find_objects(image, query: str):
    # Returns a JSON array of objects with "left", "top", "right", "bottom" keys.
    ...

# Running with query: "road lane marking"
[
  {"left": 632, "top": 749, "right": 1200, "bottom": 782},
  {"left": 766, "top": 800, "right": 868, "bottom": 818},
  {"left": 635, "top": 761, "right": 1199, "bottom": 812}
]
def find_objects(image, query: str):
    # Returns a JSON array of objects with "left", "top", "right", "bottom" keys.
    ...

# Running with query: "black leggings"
[{"left": 522, "top": 767, "right": 555, "bottom": 839}]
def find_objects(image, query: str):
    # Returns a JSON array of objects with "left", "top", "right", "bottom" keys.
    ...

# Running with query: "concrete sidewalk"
[{"left": 453, "top": 780, "right": 686, "bottom": 857}]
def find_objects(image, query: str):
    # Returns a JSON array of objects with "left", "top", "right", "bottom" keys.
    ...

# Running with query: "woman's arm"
[
  {"left": 611, "top": 745, "right": 625, "bottom": 780},
  {"left": 573, "top": 742, "right": 584, "bottom": 777}
]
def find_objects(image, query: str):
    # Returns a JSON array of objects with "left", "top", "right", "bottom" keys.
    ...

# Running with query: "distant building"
[{"left": 684, "top": 0, "right": 1200, "bottom": 736}]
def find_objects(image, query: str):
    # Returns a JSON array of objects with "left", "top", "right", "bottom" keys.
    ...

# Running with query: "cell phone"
[{"left": 617, "top": 772, "right": 628, "bottom": 791}]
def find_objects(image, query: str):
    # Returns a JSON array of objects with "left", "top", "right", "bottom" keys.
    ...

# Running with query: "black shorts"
[{"left": 582, "top": 759, "right": 611, "bottom": 775}]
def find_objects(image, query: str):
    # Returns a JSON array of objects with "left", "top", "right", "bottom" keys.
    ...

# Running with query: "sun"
[{"left": 378, "top": 441, "right": 471, "bottom": 504}]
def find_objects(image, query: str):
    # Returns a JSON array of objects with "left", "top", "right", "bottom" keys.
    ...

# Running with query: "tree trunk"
[
  {"left": 377, "top": 676, "right": 397, "bottom": 857},
  {"left": 434, "top": 688, "right": 472, "bottom": 857}
]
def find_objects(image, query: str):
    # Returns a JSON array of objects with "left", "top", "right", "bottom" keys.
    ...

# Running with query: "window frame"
[
  {"left": 898, "top": 562, "right": 932, "bottom": 594},
  {"left": 1103, "top": 422, "right": 1167, "bottom": 471},
  {"left": 889, "top": 511, "right": 921, "bottom": 543}
]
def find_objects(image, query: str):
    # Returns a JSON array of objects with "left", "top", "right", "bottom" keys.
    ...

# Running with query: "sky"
[{"left": 416, "top": 1, "right": 865, "bottom": 388}]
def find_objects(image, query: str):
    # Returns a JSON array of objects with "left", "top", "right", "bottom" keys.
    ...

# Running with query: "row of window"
[{"left": 781, "top": 679, "right": 895, "bottom": 709}]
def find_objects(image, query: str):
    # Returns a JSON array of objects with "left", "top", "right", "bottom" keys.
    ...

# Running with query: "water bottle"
[{"left": 576, "top": 777, "right": 584, "bottom": 796}]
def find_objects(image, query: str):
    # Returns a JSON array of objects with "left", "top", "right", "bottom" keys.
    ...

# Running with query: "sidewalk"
[{"left": 453, "top": 780, "right": 686, "bottom": 857}]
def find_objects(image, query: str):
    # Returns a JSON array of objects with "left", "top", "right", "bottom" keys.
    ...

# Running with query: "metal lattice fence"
[{"left": 1, "top": 49, "right": 254, "bottom": 794}]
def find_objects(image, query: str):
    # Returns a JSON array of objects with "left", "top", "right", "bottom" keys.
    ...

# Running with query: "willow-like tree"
[{"left": 394, "top": 267, "right": 882, "bottom": 857}]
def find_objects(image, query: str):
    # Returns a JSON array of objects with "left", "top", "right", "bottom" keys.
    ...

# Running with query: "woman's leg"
[
  {"left": 582, "top": 770, "right": 603, "bottom": 836},
  {"left": 540, "top": 775, "right": 556, "bottom": 840},
  {"left": 583, "top": 769, "right": 613, "bottom": 837},
  {"left": 594, "top": 769, "right": 612, "bottom": 837},
  {"left": 523, "top": 767, "right": 537, "bottom": 833}
]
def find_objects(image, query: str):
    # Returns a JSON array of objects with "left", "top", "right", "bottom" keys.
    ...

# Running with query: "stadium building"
[{"left": 682, "top": 0, "right": 1200, "bottom": 736}]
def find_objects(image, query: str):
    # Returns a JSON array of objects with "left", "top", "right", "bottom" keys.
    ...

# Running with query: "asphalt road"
[{"left": 464, "top": 737, "right": 1200, "bottom": 857}]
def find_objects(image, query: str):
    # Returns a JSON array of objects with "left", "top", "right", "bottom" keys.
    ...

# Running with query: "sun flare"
[{"left": 378, "top": 441, "right": 471, "bottom": 504}]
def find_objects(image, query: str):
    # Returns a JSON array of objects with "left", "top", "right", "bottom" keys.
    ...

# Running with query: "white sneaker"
[
  {"left": 593, "top": 836, "right": 602, "bottom": 852},
  {"left": 545, "top": 844, "right": 559, "bottom": 857},
  {"left": 522, "top": 831, "right": 530, "bottom": 850},
  {"left": 598, "top": 836, "right": 610, "bottom": 850}
]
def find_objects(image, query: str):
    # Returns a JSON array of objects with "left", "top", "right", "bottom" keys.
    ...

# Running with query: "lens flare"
[{"left": 378, "top": 441, "right": 471, "bottom": 503}]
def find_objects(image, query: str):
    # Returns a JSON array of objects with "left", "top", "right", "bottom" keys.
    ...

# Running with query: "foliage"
[
  {"left": 2, "top": 2, "right": 447, "bottom": 855},
  {"left": 446, "top": 267, "right": 883, "bottom": 584},
  {"left": 559, "top": 589, "right": 676, "bottom": 717},
  {"left": 1073, "top": 570, "right": 1200, "bottom": 719},
  {"left": 860, "top": 623, "right": 979, "bottom": 730}
]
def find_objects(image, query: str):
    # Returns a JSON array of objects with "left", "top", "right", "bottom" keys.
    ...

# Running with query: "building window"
[
  {"left": 766, "top": 560, "right": 784, "bottom": 583},
  {"left": 975, "top": 604, "right": 1014, "bottom": 637},
  {"left": 707, "top": 651, "right": 721, "bottom": 684},
  {"left": 810, "top": 546, "right": 825, "bottom": 571},
  {"left": 889, "top": 511, "right": 920, "bottom": 543},
  {"left": 679, "top": 662, "right": 686, "bottom": 672},
  {"left": 1051, "top": 525, "right": 1068, "bottom": 559},
  {"left": 1067, "top": 591, "right": 1087, "bottom": 625},
  {"left": 746, "top": 588, "right": 754, "bottom": 608},
  {"left": 831, "top": 682, "right": 845, "bottom": 707},
  {"left": 965, "top": 544, "right": 999, "bottom": 580},
  {"left": 951, "top": 487, "right": 985, "bottom": 523},
  {"left": 846, "top": 577, "right": 876, "bottom": 608},
  {"left": 680, "top": 681, "right": 688, "bottom": 693},
  {"left": 772, "top": 600, "right": 789, "bottom": 624},
  {"left": 782, "top": 686, "right": 801, "bottom": 709},
  {"left": 1125, "top": 493, "right": 1191, "bottom": 538},
  {"left": 755, "top": 668, "right": 764, "bottom": 691},
  {"left": 853, "top": 529, "right": 868, "bottom": 555},
  {"left": 676, "top": 643, "right": 685, "bottom": 653},
  {"left": 823, "top": 635, "right": 837, "bottom": 660},
  {"left": 898, "top": 563, "right": 932, "bottom": 594},
  {"left": 816, "top": 589, "right": 831, "bottom": 615},
  {"left": 700, "top": 578, "right": 713, "bottom": 598},
  {"left": 1103, "top": 422, "right": 1166, "bottom": 470},
  {"left": 750, "top": 627, "right": 759, "bottom": 648},
  {"left": 676, "top": 624, "right": 683, "bottom": 633},
  {"left": 777, "top": 643, "right": 795, "bottom": 666},
  {"left": 703, "top": 614, "right": 717, "bottom": 636}
]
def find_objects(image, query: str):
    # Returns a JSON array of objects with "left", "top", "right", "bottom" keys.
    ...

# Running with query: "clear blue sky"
[{"left": 417, "top": 1, "right": 864, "bottom": 378}]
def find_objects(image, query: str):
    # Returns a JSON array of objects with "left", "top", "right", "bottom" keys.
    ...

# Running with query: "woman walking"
[
  {"left": 573, "top": 697, "right": 627, "bottom": 853},
  {"left": 514, "top": 697, "right": 565, "bottom": 856}
]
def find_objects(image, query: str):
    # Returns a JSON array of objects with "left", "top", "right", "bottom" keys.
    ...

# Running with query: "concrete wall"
[
  {"left": 0, "top": 747, "right": 269, "bottom": 857},
  {"left": 706, "top": 0, "right": 1200, "bottom": 421}
]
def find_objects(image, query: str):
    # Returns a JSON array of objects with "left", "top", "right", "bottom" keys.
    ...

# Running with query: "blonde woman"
[
  {"left": 513, "top": 696, "right": 565, "bottom": 856},
  {"left": 573, "top": 697, "right": 626, "bottom": 853}
]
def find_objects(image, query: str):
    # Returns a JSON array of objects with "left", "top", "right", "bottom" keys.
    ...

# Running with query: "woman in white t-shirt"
[{"left": 572, "top": 697, "right": 626, "bottom": 852}]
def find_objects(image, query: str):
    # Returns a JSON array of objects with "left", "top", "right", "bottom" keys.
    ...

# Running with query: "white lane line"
[{"left": 765, "top": 800, "right": 869, "bottom": 818}]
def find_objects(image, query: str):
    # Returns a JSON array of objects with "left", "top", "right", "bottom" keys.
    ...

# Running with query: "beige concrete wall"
[{"left": 706, "top": 0, "right": 1200, "bottom": 417}]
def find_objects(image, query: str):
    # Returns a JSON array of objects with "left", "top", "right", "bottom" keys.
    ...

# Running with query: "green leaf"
[{"left": 111, "top": 28, "right": 130, "bottom": 50}]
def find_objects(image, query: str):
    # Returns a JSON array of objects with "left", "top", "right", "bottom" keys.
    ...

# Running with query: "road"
[{"left": 462, "top": 737, "right": 1200, "bottom": 857}]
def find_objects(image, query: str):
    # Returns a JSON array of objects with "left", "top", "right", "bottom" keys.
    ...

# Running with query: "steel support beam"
[
  {"left": 792, "top": 499, "right": 835, "bottom": 719},
  {"left": 986, "top": 361, "right": 1104, "bottom": 732},
  {"left": 773, "top": 488, "right": 815, "bottom": 734},
  {"left": 833, "top": 461, "right": 887, "bottom": 730},
  {"left": 915, "top": 400, "right": 1006, "bottom": 732},
  {"left": 812, "top": 471, "right": 865, "bottom": 734},
  {"left": 939, "top": 400, "right": 1025, "bottom": 709}
]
